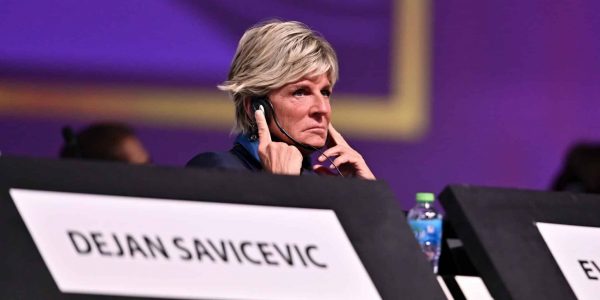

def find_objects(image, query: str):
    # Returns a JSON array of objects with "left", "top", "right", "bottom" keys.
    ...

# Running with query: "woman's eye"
[
  {"left": 321, "top": 90, "right": 331, "bottom": 97},
  {"left": 293, "top": 89, "right": 307, "bottom": 97}
]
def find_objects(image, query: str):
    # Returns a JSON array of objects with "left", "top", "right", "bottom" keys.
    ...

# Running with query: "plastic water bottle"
[{"left": 407, "top": 192, "right": 443, "bottom": 273}]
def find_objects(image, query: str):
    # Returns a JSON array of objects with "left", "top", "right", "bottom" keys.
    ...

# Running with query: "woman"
[{"left": 187, "top": 20, "right": 374, "bottom": 180}]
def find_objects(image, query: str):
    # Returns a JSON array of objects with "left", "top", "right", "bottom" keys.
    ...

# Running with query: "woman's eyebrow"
[
  {"left": 288, "top": 83, "right": 310, "bottom": 90},
  {"left": 288, "top": 82, "right": 331, "bottom": 90}
]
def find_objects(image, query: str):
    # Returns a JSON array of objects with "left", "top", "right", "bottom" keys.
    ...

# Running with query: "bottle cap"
[{"left": 416, "top": 192, "right": 435, "bottom": 203}]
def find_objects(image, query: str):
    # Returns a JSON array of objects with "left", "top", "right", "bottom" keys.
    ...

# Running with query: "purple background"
[{"left": 2, "top": 0, "right": 600, "bottom": 209}]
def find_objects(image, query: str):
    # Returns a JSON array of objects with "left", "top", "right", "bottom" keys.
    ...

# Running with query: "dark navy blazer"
[
  {"left": 186, "top": 134, "right": 314, "bottom": 173},
  {"left": 187, "top": 143, "right": 262, "bottom": 171}
]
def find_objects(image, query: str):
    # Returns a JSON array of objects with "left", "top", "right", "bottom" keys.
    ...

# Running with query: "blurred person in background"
[
  {"left": 60, "top": 122, "right": 150, "bottom": 164},
  {"left": 552, "top": 143, "right": 600, "bottom": 193},
  {"left": 187, "top": 20, "right": 375, "bottom": 179}
]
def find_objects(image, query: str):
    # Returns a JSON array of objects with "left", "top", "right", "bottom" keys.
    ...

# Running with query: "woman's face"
[
  {"left": 267, "top": 73, "right": 332, "bottom": 148},
  {"left": 118, "top": 136, "right": 150, "bottom": 164}
]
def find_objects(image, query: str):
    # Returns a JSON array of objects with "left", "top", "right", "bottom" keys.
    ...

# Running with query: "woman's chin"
[{"left": 301, "top": 137, "right": 327, "bottom": 148}]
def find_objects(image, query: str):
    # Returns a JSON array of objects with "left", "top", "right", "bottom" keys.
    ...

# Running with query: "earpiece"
[
  {"left": 251, "top": 96, "right": 312, "bottom": 151},
  {"left": 251, "top": 97, "right": 273, "bottom": 123}
]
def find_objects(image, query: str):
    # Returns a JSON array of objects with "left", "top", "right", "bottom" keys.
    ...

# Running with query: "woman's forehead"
[{"left": 285, "top": 73, "right": 331, "bottom": 87}]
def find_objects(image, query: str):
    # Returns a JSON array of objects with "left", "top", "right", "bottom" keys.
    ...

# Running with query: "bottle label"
[{"left": 408, "top": 219, "right": 442, "bottom": 245}]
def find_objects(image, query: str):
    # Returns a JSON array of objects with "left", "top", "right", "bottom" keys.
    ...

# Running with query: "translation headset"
[
  {"left": 250, "top": 96, "right": 344, "bottom": 177},
  {"left": 251, "top": 97, "right": 313, "bottom": 151}
]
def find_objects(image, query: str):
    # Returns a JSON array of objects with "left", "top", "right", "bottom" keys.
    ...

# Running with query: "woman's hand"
[
  {"left": 314, "top": 123, "right": 376, "bottom": 180},
  {"left": 255, "top": 106, "right": 303, "bottom": 175}
]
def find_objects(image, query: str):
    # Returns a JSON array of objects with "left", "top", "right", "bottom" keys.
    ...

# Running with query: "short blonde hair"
[{"left": 218, "top": 20, "right": 339, "bottom": 134}]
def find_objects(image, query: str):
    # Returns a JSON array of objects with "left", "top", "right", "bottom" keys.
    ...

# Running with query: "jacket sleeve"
[{"left": 186, "top": 151, "right": 252, "bottom": 171}]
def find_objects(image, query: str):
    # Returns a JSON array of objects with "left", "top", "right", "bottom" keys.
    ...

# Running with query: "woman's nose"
[{"left": 311, "top": 94, "right": 331, "bottom": 115}]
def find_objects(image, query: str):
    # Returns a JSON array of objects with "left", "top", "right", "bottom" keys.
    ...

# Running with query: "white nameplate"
[
  {"left": 436, "top": 276, "right": 455, "bottom": 300},
  {"left": 11, "top": 189, "right": 381, "bottom": 300},
  {"left": 537, "top": 222, "right": 600, "bottom": 300},
  {"left": 455, "top": 276, "right": 493, "bottom": 300}
]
